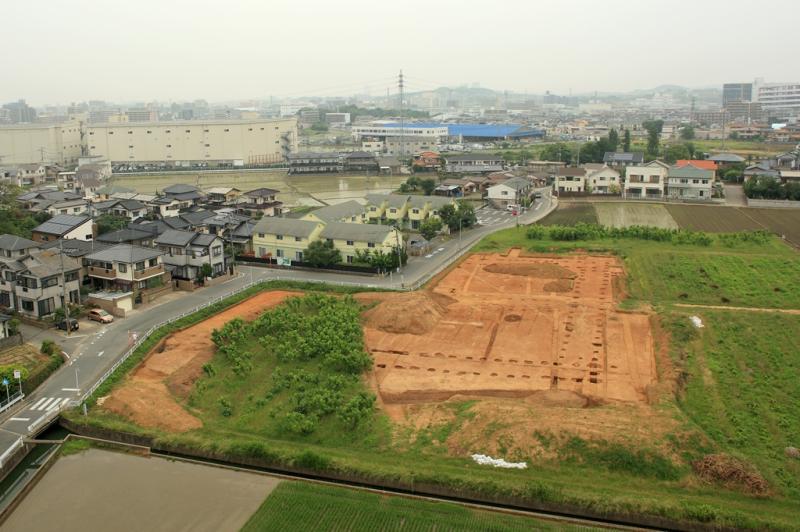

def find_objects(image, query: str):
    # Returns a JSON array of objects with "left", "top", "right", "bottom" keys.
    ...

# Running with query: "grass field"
[
  {"left": 664, "top": 205, "right": 763, "bottom": 232},
  {"left": 242, "top": 481, "right": 596, "bottom": 531},
  {"left": 593, "top": 203, "right": 678, "bottom": 229},
  {"left": 671, "top": 310, "right": 800, "bottom": 497}
]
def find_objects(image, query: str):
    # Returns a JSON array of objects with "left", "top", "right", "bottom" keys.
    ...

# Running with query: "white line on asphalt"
[
  {"left": 63, "top": 352, "right": 70, "bottom": 359},
  {"left": 36, "top": 398, "right": 57, "bottom": 411},
  {"left": 97, "top": 351, "right": 105, "bottom": 357},
  {"left": 30, "top": 397, "right": 48, "bottom": 410},
  {"left": 9, "top": 417, "right": 29, "bottom": 422},
  {"left": 62, "top": 388, "right": 80, "bottom": 392},
  {"left": 51, "top": 398, "right": 70, "bottom": 410}
]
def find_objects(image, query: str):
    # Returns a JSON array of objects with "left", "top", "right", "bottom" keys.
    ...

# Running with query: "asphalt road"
[{"left": 0, "top": 189, "right": 555, "bottom": 456}]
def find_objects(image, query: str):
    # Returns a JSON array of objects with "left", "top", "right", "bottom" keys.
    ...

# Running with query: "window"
[
  {"left": 135, "top": 261, "right": 145, "bottom": 271},
  {"left": 276, "top": 234, "right": 283, "bottom": 240},
  {"left": 20, "top": 299, "right": 34, "bottom": 312},
  {"left": 147, "top": 130, "right": 152, "bottom": 134},
  {"left": 42, "top": 276, "right": 58, "bottom": 288},
  {"left": 258, "top": 233, "right": 265, "bottom": 238},
  {"left": 501, "top": 190, "right": 508, "bottom": 195},
  {"left": 346, "top": 240, "right": 354, "bottom": 246},
  {"left": 165, "top": 129, "right": 171, "bottom": 133},
  {"left": 412, "top": 209, "right": 419, "bottom": 214},
  {"left": 38, "top": 297, "right": 56, "bottom": 316},
  {"left": 166, "top": 144, "right": 172, "bottom": 148},
  {"left": 205, "top": 144, "right": 210, "bottom": 147},
  {"left": 118, "top": 263, "right": 127, "bottom": 273},
  {"left": 224, "top": 128, "right": 230, "bottom": 132},
  {"left": 148, "top": 258, "right": 158, "bottom": 267},
  {"left": 128, "top": 131, "right": 133, "bottom": 134},
  {"left": 346, "top": 255, "right": 353, "bottom": 264},
  {"left": 185, "top": 129, "right": 191, "bottom": 133},
  {"left": 295, "top": 251, "right": 303, "bottom": 261},
  {"left": 368, "top": 242, "right": 375, "bottom": 248},
  {"left": 108, "top": 131, "right": 114, "bottom": 135},
  {"left": 212, "top": 246, "right": 222, "bottom": 257},
  {"left": 294, "top": 236, "right": 301, "bottom": 242},
  {"left": 276, "top": 249, "right": 283, "bottom": 258},
  {"left": 129, "top": 145, "right": 134, "bottom": 148}
]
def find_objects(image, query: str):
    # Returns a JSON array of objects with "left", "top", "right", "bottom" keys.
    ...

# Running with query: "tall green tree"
[
  {"left": 642, "top": 120, "right": 664, "bottom": 157},
  {"left": 420, "top": 178, "right": 436, "bottom": 196},
  {"left": 439, "top": 201, "right": 477, "bottom": 232},
  {"left": 623, "top": 129, "right": 631, "bottom": 152},
  {"left": 538, "top": 143, "right": 573, "bottom": 163},
  {"left": 680, "top": 125, "right": 695, "bottom": 140},
  {"left": 419, "top": 218, "right": 443, "bottom": 240},
  {"left": 608, "top": 128, "right": 619, "bottom": 152}
]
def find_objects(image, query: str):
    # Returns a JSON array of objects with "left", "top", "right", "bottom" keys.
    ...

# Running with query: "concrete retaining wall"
[{"left": 746, "top": 198, "right": 800, "bottom": 209}]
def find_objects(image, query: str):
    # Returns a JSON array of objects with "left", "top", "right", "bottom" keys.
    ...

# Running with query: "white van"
[{"left": 506, "top": 204, "right": 520, "bottom": 212}]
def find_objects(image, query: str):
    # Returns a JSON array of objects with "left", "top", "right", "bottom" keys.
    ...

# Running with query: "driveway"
[{"left": 724, "top": 184, "right": 747, "bottom": 206}]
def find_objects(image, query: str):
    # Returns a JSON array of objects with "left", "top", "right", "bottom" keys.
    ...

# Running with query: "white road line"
[
  {"left": 49, "top": 398, "right": 69, "bottom": 411},
  {"left": 36, "top": 398, "right": 57, "bottom": 411},
  {"left": 62, "top": 388, "right": 80, "bottom": 392},
  {"left": 97, "top": 351, "right": 105, "bottom": 357},
  {"left": 30, "top": 397, "right": 49, "bottom": 410},
  {"left": 9, "top": 417, "right": 29, "bottom": 422}
]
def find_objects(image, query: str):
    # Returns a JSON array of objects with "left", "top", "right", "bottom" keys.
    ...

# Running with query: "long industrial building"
[
  {"left": 86, "top": 118, "right": 297, "bottom": 165},
  {"left": 0, "top": 121, "right": 83, "bottom": 165}
]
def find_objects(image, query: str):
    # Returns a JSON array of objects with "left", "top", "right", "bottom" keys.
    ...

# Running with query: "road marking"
[
  {"left": 36, "top": 398, "right": 57, "bottom": 411},
  {"left": 30, "top": 397, "right": 49, "bottom": 410},
  {"left": 9, "top": 417, "right": 29, "bottom": 422},
  {"left": 63, "top": 352, "right": 70, "bottom": 359},
  {"left": 62, "top": 388, "right": 80, "bottom": 392},
  {"left": 55, "top": 398, "right": 70, "bottom": 409},
  {"left": 97, "top": 350, "right": 105, "bottom": 357}
]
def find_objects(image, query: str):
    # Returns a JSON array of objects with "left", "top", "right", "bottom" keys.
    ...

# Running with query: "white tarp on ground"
[
  {"left": 471, "top": 454, "right": 527, "bottom": 469},
  {"left": 690, "top": 315, "right": 704, "bottom": 328}
]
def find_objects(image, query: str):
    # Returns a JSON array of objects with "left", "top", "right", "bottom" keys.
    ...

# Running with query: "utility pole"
[
  {"left": 59, "top": 239, "right": 71, "bottom": 336},
  {"left": 398, "top": 70, "right": 405, "bottom": 161}
]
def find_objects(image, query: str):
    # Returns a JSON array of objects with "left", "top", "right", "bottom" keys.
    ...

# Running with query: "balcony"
[
  {"left": 88, "top": 266, "right": 118, "bottom": 279},
  {"left": 133, "top": 264, "right": 164, "bottom": 280}
]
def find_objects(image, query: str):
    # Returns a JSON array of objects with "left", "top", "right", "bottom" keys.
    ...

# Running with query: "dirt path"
[
  {"left": 674, "top": 303, "right": 800, "bottom": 315},
  {"left": 101, "top": 290, "right": 298, "bottom": 432}
]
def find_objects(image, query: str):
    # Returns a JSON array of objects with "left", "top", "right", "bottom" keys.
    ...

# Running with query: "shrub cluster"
[
  {"left": 209, "top": 294, "right": 376, "bottom": 436},
  {"left": 526, "top": 222, "right": 732, "bottom": 246}
]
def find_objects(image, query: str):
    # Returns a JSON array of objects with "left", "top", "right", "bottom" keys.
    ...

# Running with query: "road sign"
[
  {"left": 1, "top": 379, "right": 7, "bottom": 386},
  {"left": 13, "top": 370, "right": 20, "bottom": 380}
]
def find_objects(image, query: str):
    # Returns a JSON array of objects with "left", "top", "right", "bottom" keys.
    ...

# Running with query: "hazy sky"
[{"left": 4, "top": 0, "right": 798, "bottom": 105}]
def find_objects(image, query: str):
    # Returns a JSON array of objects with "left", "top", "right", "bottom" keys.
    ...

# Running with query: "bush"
[{"left": 40, "top": 340, "right": 59, "bottom": 356}]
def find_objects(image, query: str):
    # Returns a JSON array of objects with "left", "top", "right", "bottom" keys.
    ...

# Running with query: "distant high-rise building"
[
  {"left": 2, "top": 99, "right": 37, "bottom": 123},
  {"left": 753, "top": 78, "right": 800, "bottom": 117},
  {"left": 722, "top": 83, "right": 752, "bottom": 107}
]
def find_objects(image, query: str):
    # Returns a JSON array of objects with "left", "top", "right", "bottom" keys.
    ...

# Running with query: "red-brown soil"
[
  {"left": 364, "top": 253, "right": 657, "bottom": 406},
  {"left": 101, "top": 291, "right": 297, "bottom": 432}
]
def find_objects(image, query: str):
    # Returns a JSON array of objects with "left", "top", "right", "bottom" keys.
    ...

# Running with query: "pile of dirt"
[
  {"left": 692, "top": 454, "right": 769, "bottom": 496},
  {"left": 483, "top": 262, "right": 576, "bottom": 279},
  {"left": 363, "top": 292, "right": 454, "bottom": 335}
]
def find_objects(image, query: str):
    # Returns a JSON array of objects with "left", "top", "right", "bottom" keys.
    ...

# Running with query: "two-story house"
[
  {"left": 623, "top": 160, "right": 669, "bottom": 199},
  {"left": 91, "top": 199, "right": 149, "bottom": 220},
  {"left": 236, "top": 188, "right": 283, "bottom": 217},
  {"left": 487, "top": 177, "right": 533, "bottom": 208},
  {"left": 162, "top": 184, "right": 205, "bottom": 209},
  {"left": 444, "top": 154, "right": 505, "bottom": 174},
  {"left": 667, "top": 165, "right": 715, "bottom": 200},
  {"left": 31, "top": 214, "right": 94, "bottom": 243},
  {"left": 45, "top": 199, "right": 89, "bottom": 217},
  {"left": 84, "top": 244, "right": 167, "bottom": 295},
  {"left": 584, "top": 164, "right": 621, "bottom": 194},
  {"left": 602, "top": 152, "right": 644, "bottom": 168},
  {"left": 302, "top": 200, "right": 366, "bottom": 224},
  {"left": 0, "top": 248, "right": 81, "bottom": 318},
  {"left": 364, "top": 194, "right": 409, "bottom": 223},
  {"left": 287, "top": 152, "right": 342, "bottom": 174},
  {"left": 252, "top": 218, "right": 324, "bottom": 261},
  {"left": 319, "top": 222, "right": 401, "bottom": 264},
  {"left": 555, "top": 168, "right": 587, "bottom": 193},
  {"left": 155, "top": 229, "right": 226, "bottom": 280},
  {"left": 205, "top": 187, "right": 241, "bottom": 206},
  {"left": 411, "top": 151, "right": 442, "bottom": 172}
]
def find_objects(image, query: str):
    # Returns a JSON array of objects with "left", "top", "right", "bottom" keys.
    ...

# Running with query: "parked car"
[
  {"left": 534, "top": 192, "right": 543, "bottom": 199},
  {"left": 88, "top": 309, "right": 114, "bottom": 324},
  {"left": 57, "top": 318, "right": 79, "bottom": 332},
  {"left": 506, "top": 204, "right": 520, "bottom": 212}
]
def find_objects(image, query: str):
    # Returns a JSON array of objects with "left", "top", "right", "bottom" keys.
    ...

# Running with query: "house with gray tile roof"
[
  {"left": 0, "top": 248, "right": 81, "bottom": 318},
  {"left": 155, "top": 230, "right": 226, "bottom": 280},
  {"left": 667, "top": 166, "right": 714, "bottom": 200},
  {"left": 302, "top": 200, "right": 366, "bottom": 224},
  {"left": 32, "top": 214, "right": 94, "bottom": 243},
  {"left": 84, "top": 244, "right": 167, "bottom": 296}
]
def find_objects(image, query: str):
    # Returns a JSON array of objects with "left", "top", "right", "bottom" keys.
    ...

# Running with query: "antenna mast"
[{"left": 399, "top": 70, "right": 405, "bottom": 160}]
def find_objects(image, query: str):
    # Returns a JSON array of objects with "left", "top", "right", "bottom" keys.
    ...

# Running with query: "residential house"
[
  {"left": 228, "top": 220, "right": 256, "bottom": 254},
  {"left": 743, "top": 162, "right": 780, "bottom": 182},
  {"left": 526, "top": 160, "right": 567, "bottom": 176},
  {"left": 148, "top": 196, "right": 183, "bottom": 217},
  {"left": 708, "top": 153, "right": 745, "bottom": 169},
  {"left": 41, "top": 238, "right": 112, "bottom": 283},
  {"left": 555, "top": 167, "right": 587, "bottom": 193},
  {"left": 623, "top": 160, "right": 669, "bottom": 199},
  {"left": 179, "top": 209, "right": 217, "bottom": 232},
  {"left": 377, "top": 156, "right": 402, "bottom": 175},
  {"left": 45, "top": 199, "right": 89, "bottom": 217},
  {"left": 775, "top": 152, "right": 798, "bottom": 170},
  {"left": 364, "top": 194, "right": 410, "bottom": 223},
  {"left": 676, "top": 159, "right": 718, "bottom": 179},
  {"left": 487, "top": 177, "right": 533, "bottom": 208},
  {"left": 97, "top": 227, "right": 158, "bottom": 247},
  {"left": 584, "top": 164, "right": 621, "bottom": 194},
  {"left": 236, "top": 188, "right": 283, "bottom": 217},
  {"left": 56, "top": 171, "right": 77, "bottom": 191},
  {"left": 252, "top": 218, "right": 324, "bottom": 261},
  {"left": 205, "top": 187, "right": 241, "bottom": 206},
  {"left": 302, "top": 200, "right": 366, "bottom": 224},
  {"left": 602, "top": 152, "right": 644, "bottom": 167},
  {"left": 320, "top": 222, "right": 401, "bottom": 264},
  {"left": 343, "top": 151, "right": 380, "bottom": 173},
  {"left": 31, "top": 214, "right": 94, "bottom": 242},
  {"left": 441, "top": 178, "right": 477, "bottom": 195},
  {"left": 780, "top": 170, "right": 800, "bottom": 184},
  {"left": 0, "top": 248, "right": 81, "bottom": 318},
  {"left": 155, "top": 230, "right": 226, "bottom": 280},
  {"left": 667, "top": 166, "right": 715, "bottom": 200},
  {"left": 0, "top": 315, "right": 10, "bottom": 339},
  {"left": 92, "top": 199, "right": 148, "bottom": 220},
  {"left": 0, "top": 235, "right": 40, "bottom": 262},
  {"left": 433, "top": 183, "right": 462, "bottom": 197},
  {"left": 407, "top": 196, "right": 453, "bottom": 229},
  {"left": 204, "top": 211, "right": 252, "bottom": 238},
  {"left": 17, "top": 189, "right": 83, "bottom": 212},
  {"left": 162, "top": 184, "right": 205, "bottom": 209},
  {"left": 444, "top": 154, "right": 505, "bottom": 173},
  {"left": 94, "top": 185, "right": 134, "bottom": 201},
  {"left": 84, "top": 244, "right": 167, "bottom": 295},
  {"left": 13, "top": 164, "right": 47, "bottom": 186},
  {"left": 411, "top": 151, "right": 442, "bottom": 172},
  {"left": 287, "top": 152, "right": 342, "bottom": 174}
]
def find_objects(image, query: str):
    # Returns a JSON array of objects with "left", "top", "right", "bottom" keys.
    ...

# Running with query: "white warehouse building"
[{"left": 86, "top": 118, "right": 298, "bottom": 166}]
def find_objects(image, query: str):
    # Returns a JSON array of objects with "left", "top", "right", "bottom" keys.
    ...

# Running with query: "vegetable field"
[
  {"left": 664, "top": 205, "right": 762, "bottom": 232},
  {"left": 241, "top": 481, "right": 595, "bottom": 531},
  {"left": 594, "top": 203, "right": 678, "bottom": 229},
  {"left": 539, "top": 202, "right": 597, "bottom": 226},
  {"left": 745, "top": 208, "right": 800, "bottom": 247}
]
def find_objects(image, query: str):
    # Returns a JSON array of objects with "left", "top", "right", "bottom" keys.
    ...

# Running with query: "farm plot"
[
  {"left": 364, "top": 251, "right": 656, "bottom": 406},
  {"left": 242, "top": 480, "right": 596, "bottom": 531},
  {"left": 594, "top": 203, "right": 678, "bottom": 229},
  {"left": 665, "top": 205, "right": 763, "bottom": 233},
  {"left": 539, "top": 202, "right": 598, "bottom": 226},
  {"left": 745, "top": 208, "right": 800, "bottom": 247}
]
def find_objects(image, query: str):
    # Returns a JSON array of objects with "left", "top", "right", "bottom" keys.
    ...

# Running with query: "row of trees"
[
  {"left": 0, "top": 183, "right": 51, "bottom": 238},
  {"left": 744, "top": 177, "right": 800, "bottom": 200},
  {"left": 399, "top": 176, "right": 436, "bottom": 195}
]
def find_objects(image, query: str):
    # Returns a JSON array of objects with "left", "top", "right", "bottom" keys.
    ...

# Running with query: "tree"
[
  {"left": 309, "top": 122, "right": 328, "bottom": 132},
  {"left": 538, "top": 143, "right": 573, "bottom": 163},
  {"left": 95, "top": 214, "right": 129, "bottom": 235},
  {"left": 642, "top": 120, "right": 664, "bottom": 157},
  {"left": 439, "top": 201, "right": 477, "bottom": 232},
  {"left": 420, "top": 178, "right": 436, "bottom": 196},
  {"left": 680, "top": 125, "right": 695, "bottom": 140},
  {"left": 304, "top": 240, "right": 341, "bottom": 267},
  {"left": 623, "top": 129, "right": 631, "bottom": 152},
  {"left": 664, "top": 144, "right": 691, "bottom": 164},
  {"left": 419, "top": 218, "right": 443, "bottom": 241},
  {"left": 608, "top": 128, "right": 619, "bottom": 152},
  {"left": 198, "top": 263, "right": 213, "bottom": 280}
]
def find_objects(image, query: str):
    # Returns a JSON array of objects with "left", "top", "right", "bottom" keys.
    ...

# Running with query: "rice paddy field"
[{"left": 548, "top": 201, "right": 800, "bottom": 247}]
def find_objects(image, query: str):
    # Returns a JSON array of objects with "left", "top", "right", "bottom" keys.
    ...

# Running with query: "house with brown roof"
[{"left": 555, "top": 167, "right": 587, "bottom": 193}]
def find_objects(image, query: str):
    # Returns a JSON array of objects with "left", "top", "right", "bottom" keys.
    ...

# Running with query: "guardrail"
[
  {"left": 0, "top": 392, "right": 24, "bottom": 415},
  {"left": 0, "top": 438, "right": 23, "bottom": 469}
]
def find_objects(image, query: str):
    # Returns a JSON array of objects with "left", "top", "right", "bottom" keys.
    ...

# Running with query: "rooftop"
[
  {"left": 33, "top": 214, "right": 91, "bottom": 236},
  {"left": 0, "top": 234, "right": 39, "bottom": 251},
  {"left": 254, "top": 217, "right": 321, "bottom": 238},
  {"left": 86, "top": 244, "right": 163, "bottom": 264},
  {"left": 307, "top": 200, "right": 365, "bottom": 222},
  {"left": 320, "top": 222, "right": 395, "bottom": 243}
]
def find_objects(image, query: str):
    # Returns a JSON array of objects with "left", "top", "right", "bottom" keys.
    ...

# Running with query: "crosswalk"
[
  {"left": 476, "top": 210, "right": 515, "bottom": 226},
  {"left": 28, "top": 397, "right": 70, "bottom": 412}
]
